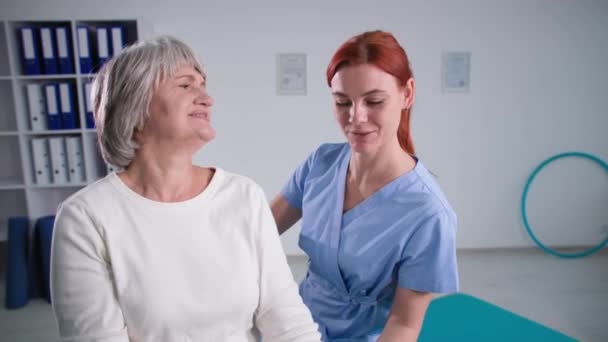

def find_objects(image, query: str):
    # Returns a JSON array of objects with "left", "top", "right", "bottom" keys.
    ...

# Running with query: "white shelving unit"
[{"left": 0, "top": 19, "right": 144, "bottom": 241}]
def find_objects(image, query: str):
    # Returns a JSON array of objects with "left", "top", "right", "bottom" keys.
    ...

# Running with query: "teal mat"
[{"left": 419, "top": 293, "right": 577, "bottom": 342}]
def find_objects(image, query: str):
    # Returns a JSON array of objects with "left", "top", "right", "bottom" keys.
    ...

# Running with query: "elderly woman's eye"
[{"left": 179, "top": 84, "right": 190, "bottom": 89}]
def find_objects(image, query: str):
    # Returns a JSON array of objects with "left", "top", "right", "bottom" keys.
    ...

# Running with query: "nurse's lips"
[{"left": 349, "top": 130, "right": 374, "bottom": 136}]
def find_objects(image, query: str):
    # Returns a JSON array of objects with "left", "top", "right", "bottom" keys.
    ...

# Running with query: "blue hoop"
[{"left": 521, "top": 151, "right": 608, "bottom": 258}]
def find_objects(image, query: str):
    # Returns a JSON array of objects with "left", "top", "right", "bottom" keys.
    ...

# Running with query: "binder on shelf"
[
  {"left": 96, "top": 27, "right": 111, "bottom": 68},
  {"left": 58, "top": 83, "right": 77, "bottom": 129},
  {"left": 77, "top": 26, "right": 92, "bottom": 74},
  {"left": 82, "top": 134, "right": 105, "bottom": 180},
  {"left": 43, "top": 83, "right": 61, "bottom": 130},
  {"left": 30, "top": 138, "right": 51, "bottom": 185},
  {"left": 55, "top": 26, "right": 74, "bottom": 74},
  {"left": 110, "top": 26, "right": 125, "bottom": 56},
  {"left": 65, "top": 136, "right": 85, "bottom": 183},
  {"left": 48, "top": 137, "right": 68, "bottom": 184},
  {"left": 40, "top": 27, "right": 58, "bottom": 74},
  {"left": 83, "top": 81, "right": 95, "bottom": 128},
  {"left": 26, "top": 84, "right": 47, "bottom": 131},
  {"left": 19, "top": 27, "right": 41, "bottom": 75}
]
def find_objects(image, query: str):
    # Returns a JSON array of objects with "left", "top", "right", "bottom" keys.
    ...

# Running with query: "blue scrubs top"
[{"left": 282, "top": 143, "right": 459, "bottom": 341}]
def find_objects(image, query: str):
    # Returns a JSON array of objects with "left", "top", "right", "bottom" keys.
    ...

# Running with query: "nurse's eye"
[
  {"left": 335, "top": 100, "right": 352, "bottom": 107},
  {"left": 366, "top": 99, "right": 384, "bottom": 106}
]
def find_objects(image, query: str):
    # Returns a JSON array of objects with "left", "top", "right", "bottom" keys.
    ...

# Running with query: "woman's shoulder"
[
  {"left": 54, "top": 174, "right": 121, "bottom": 232},
  {"left": 59, "top": 174, "right": 119, "bottom": 210},
  {"left": 313, "top": 142, "right": 348, "bottom": 162},
  {"left": 215, "top": 168, "right": 266, "bottom": 200},
  {"left": 392, "top": 160, "right": 457, "bottom": 220},
  {"left": 298, "top": 142, "right": 349, "bottom": 174}
]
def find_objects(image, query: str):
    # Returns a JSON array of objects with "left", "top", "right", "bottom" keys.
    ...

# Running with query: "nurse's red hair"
[{"left": 326, "top": 31, "right": 415, "bottom": 156}]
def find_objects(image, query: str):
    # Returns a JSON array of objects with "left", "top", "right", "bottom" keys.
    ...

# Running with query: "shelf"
[
  {"left": 0, "top": 18, "right": 140, "bottom": 225},
  {"left": 15, "top": 74, "right": 79, "bottom": 80},
  {"left": 0, "top": 183, "right": 26, "bottom": 190},
  {"left": 9, "top": 21, "right": 75, "bottom": 77},
  {"left": 27, "top": 186, "right": 82, "bottom": 219},
  {"left": 0, "top": 23, "right": 9, "bottom": 76},
  {"left": 0, "top": 136, "right": 24, "bottom": 184},
  {"left": 29, "top": 182, "right": 87, "bottom": 189},
  {"left": 0, "top": 189, "right": 27, "bottom": 241},
  {"left": 0, "top": 80, "right": 17, "bottom": 130},
  {"left": 24, "top": 129, "right": 83, "bottom": 136},
  {"left": 13, "top": 79, "right": 82, "bottom": 131}
]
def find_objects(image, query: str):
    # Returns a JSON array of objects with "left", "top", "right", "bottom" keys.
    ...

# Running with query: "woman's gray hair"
[{"left": 92, "top": 35, "right": 204, "bottom": 168}]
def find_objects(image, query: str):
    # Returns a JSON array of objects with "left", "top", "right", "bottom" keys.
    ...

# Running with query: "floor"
[{"left": 0, "top": 249, "right": 606, "bottom": 341}]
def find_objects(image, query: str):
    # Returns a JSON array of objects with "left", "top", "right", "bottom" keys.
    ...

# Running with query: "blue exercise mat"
[
  {"left": 5, "top": 216, "right": 30, "bottom": 309},
  {"left": 34, "top": 216, "right": 55, "bottom": 303},
  {"left": 419, "top": 293, "right": 577, "bottom": 342}
]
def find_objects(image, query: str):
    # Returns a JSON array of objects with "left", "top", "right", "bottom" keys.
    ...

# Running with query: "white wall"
[{"left": 3, "top": 0, "right": 607, "bottom": 254}]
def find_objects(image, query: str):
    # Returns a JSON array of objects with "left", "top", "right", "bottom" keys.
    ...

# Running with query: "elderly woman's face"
[{"left": 141, "top": 64, "right": 215, "bottom": 149}]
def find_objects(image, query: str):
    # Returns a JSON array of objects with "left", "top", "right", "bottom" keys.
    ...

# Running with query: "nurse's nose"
[{"left": 349, "top": 104, "right": 368, "bottom": 124}]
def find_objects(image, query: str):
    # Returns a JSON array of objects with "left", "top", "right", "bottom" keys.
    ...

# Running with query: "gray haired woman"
[{"left": 50, "top": 36, "right": 320, "bottom": 342}]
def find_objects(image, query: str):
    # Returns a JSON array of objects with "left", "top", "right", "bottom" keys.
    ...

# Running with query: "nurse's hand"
[{"left": 378, "top": 288, "right": 433, "bottom": 342}]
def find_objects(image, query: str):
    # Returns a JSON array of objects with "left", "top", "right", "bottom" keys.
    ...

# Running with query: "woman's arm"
[
  {"left": 378, "top": 288, "right": 433, "bottom": 342},
  {"left": 253, "top": 188, "right": 320, "bottom": 341},
  {"left": 51, "top": 203, "right": 129, "bottom": 342},
  {"left": 270, "top": 194, "right": 302, "bottom": 235}
]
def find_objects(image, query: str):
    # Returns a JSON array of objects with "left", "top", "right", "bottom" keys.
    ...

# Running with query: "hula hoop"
[{"left": 521, "top": 151, "right": 608, "bottom": 258}]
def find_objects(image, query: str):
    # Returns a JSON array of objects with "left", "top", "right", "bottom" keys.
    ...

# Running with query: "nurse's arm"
[
  {"left": 270, "top": 194, "right": 302, "bottom": 235},
  {"left": 378, "top": 288, "right": 433, "bottom": 342}
]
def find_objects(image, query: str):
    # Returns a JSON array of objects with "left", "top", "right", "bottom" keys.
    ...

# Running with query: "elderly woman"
[{"left": 50, "top": 36, "right": 320, "bottom": 342}]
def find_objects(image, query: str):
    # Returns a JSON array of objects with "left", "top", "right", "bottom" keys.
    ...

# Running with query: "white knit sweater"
[{"left": 50, "top": 168, "right": 320, "bottom": 342}]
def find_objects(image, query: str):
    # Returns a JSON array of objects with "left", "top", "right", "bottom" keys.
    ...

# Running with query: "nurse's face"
[{"left": 330, "top": 63, "right": 413, "bottom": 154}]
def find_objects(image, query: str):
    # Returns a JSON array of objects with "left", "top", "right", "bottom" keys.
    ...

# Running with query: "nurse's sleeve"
[
  {"left": 51, "top": 202, "right": 129, "bottom": 341},
  {"left": 252, "top": 186, "right": 321, "bottom": 341},
  {"left": 280, "top": 149, "right": 317, "bottom": 209},
  {"left": 397, "top": 210, "right": 459, "bottom": 293}
]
